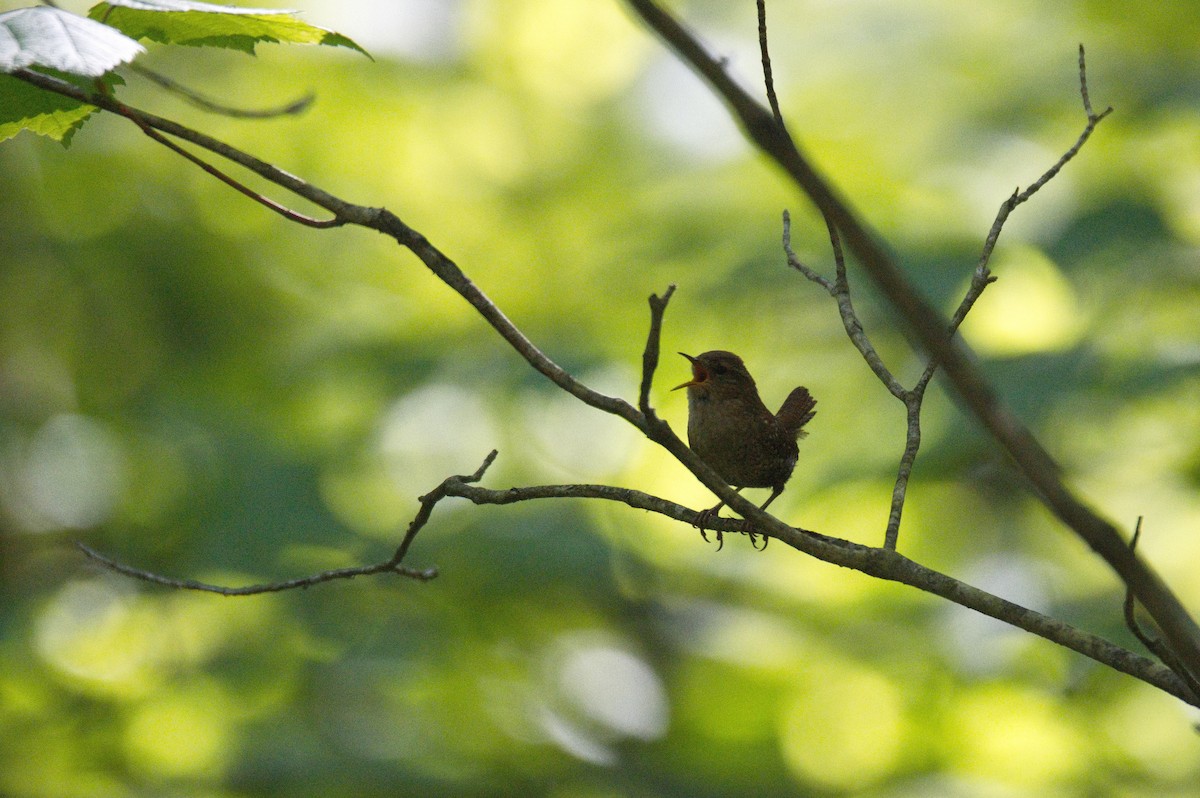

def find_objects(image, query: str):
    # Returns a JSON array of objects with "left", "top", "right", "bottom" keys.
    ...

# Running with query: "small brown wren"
[{"left": 673, "top": 350, "right": 816, "bottom": 544}]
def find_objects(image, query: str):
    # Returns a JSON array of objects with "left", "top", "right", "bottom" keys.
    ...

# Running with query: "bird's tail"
[{"left": 777, "top": 387, "right": 816, "bottom": 439}]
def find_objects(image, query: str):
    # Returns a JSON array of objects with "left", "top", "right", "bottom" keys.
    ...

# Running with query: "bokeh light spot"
[
  {"left": 34, "top": 580, "right": 156, "bottom": 696},
  {"left": 964, "top": 246, "right": 1085, "bottom": 356},
  {"left": 124, "top": 683, "right": 233, "bottom": 779},
  {"left": 779, "top": 660, "right": 905, "bottom": 790}
]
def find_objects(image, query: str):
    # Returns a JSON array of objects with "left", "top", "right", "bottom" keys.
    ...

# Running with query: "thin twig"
[
  {"left": 783, "top": 210, "right": 904, "bottom": 399},
  {"left": 1124, "top": 518, "right": 1158, "bottom": 652},
  {"left": 129, "top": 117, "right": 341, "bottom": 228},
  {"left": 756, "top": 0, "right": 788, "bottom": 133},
  {"left": 1123, "top": 519, "right": 1200, "bottom": 701},
  {"left": 780, "top": 210, "right": 833, "bottom": 290},
  {"left": 639, "top": 284, "right": 676, "bottom": 417},
  {"left": 131, "top": 63, "right": 315, "bottom": 119},
  {"left": 77, "top": 542, "right": 437, "bottom": 594},
  {"left": 972, "top": 47, "right": 1112, "bottom": 283},
  {"left": 76, "top": 451, "right": 501, "bottom": 595}
]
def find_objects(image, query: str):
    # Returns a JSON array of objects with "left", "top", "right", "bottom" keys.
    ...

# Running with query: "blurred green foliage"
[{"left": 2, "top": 0, "right": 1199, "bottom": 795}]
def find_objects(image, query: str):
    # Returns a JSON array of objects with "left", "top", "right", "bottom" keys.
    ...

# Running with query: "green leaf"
[
  {"left": 0, "top": 6, "right": 145, "bottom": 78},
  {"left": 87, "top": 0, "right": 370, "bottom": 57},
  {"left": 0, "top": 70, "right": 125, "bottom": 146},
  {"left": 0, "top": 73, "right": 91, "bottom": 146}
]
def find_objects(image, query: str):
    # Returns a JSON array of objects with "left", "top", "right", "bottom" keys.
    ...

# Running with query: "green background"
[{"left": 2, "top": 0, "right": 1199, "bottom": 795}]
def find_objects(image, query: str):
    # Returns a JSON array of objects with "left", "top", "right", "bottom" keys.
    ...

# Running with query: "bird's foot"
[
  {"left": 746, "top": 529, "right": 769, "bottom": 551},
  {"left": 737, "top": 519, "right": 769, "bottom": 551},
  {"left": 693, "top": 507, "right": 725, "bottom": 550}
]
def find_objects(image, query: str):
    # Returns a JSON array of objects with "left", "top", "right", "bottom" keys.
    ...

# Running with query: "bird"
[{"left": 673, "top": 350, "right": 816, "bottom": 548}]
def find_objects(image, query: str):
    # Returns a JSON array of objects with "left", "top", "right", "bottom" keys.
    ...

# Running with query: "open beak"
[{"left": 672, "top": 352, "right": 706, "bottom": 391}]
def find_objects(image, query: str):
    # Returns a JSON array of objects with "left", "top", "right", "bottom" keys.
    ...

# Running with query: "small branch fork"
[
  {"left": 16, "top": 22, "right": 1195, "bottom": 703},
  {"left": 77, "top": 453, "right": 501, "bottom": 595},
  {"left": 785, "top": 45, "right": 1109, "bottom": 551},
  {"left": 1124, "top": 520, "right": 1200, "bottom": 701},
  {"left": 767, "top": 19, "right": 1108, "bottom": 553}
]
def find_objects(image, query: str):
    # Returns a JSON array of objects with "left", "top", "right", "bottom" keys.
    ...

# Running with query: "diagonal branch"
[
  {"left": 438, "top": 479, "right": 1194, "bottom": 703},
  {"left": 9, "top": 69, "right": 645, "bottom": 430},
  {"left": 622, "top": 0, "right": 1200, "bottom": 690}
]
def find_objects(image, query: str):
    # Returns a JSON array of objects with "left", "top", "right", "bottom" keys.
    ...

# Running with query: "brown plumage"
[{"left": 673, "top": 350, "right": 815, "bottom": 545}]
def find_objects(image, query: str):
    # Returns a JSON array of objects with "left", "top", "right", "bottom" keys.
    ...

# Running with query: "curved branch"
[
  {"left": 131, "top": 62, "right": 315, "bottom": 119},
  {"left": 79, "top": 458, "right": 1199, "bottom": 704},
  {"left": 77, "top": 542, "right": 437, "bottom": 594}
]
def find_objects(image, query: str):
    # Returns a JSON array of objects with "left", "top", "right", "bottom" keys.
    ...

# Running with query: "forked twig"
[
  {"left": 78, "top": 452, "right": 501, "bottom": 595},
  {"left": 1123, "top": 519, "right": 1200, "bottom": 701},
  {"left": 783, "top": 45, "right": 1112, "bottom": 552},
  {"left": 118, "top": 108, "right": 342, "bottom": 229}
]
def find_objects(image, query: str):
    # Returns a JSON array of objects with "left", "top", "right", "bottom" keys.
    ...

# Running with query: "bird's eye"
[{"left": 712, "top": 364, "right": 727, "bottom": 376}]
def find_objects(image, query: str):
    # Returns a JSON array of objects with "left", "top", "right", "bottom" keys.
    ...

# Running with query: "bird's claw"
[
  {"left": 693, "top": 510, "right": 769, "bottom": 551},
  {"left": 739, "top": 519, "right": 769, "bottom": 550},
  {"left": 693, "top": 508, "right": 725, "bottom": 550}
]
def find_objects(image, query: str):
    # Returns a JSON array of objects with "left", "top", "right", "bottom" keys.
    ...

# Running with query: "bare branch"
[
  {"left": 77, "top": 542, "right": 437, "bottom": 594},
  {"left": 780, "top": 210, "right": 833, "bottom": 291},
  {"left": 787, "top": 47, "right": 1113, "bottom": 555},
  {"left": 786, "top": 212, "right": 906, "bottom": 400},
  {"left": 784, "top": 208, "right": 910, "bottom": 547},
  {"left": 639, "top": 284, "right": 676, "bottom": 417},
  {"left": 437, "top": 478, "right": 1195, "bottom": 704},
  {"left": 756, "top": 0, "right": 788, "bottom": 133},
  {"left": 886, "top": 45, "right": 1110, "bottom": 547},
  {"left": 1124, "top": 519, "right": 1200, "bottom": 701},
  {"left": 131, "top": 120, "right": 341, "bottom": 228},
  {"left": 11, "top": 70, "right": 646, "bottom": 430},
  {"left": 971, "top": 46, "right": 1112, "bottom": 284},
  {"left": 75, "top": 451, "right": 502, "bottom": 595}
]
